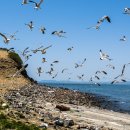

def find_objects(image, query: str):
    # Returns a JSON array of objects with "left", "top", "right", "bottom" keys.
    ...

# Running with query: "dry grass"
[{"left": 0, "top": 49, "right": 30, "bottom": 95}]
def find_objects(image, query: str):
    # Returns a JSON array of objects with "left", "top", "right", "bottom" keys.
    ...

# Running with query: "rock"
[
  {"left": 89, "top": 126, "right": 96, "bottom": 130},
  {"left": 1, "top": 103, "right": 8, "bottom": 108},
  {"left": 40, "top": 118, "right": 44, "bottom": 122},
  {"left": 54, "top": 119, "right": 64, "bottom": 126},
  {"left": 56, "top": 105, "right": 70, "bottom": 111},
  {"left": 64, "top": 119, "right": 74, "bottom": 128},
  {"left": 39, "top": 123, "right": 48, "bottom": 129}
]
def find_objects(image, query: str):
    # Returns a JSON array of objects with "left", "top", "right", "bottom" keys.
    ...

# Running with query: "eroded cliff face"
[{"left": 0, "top": 48, "right": 33, "bottom": 94}]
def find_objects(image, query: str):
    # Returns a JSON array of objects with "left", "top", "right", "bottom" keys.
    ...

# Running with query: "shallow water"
[{"left": 40, "top": 81, "right": 130, "bottom": 113}]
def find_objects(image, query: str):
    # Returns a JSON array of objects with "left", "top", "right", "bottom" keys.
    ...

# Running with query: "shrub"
[
  {"left": 8, "top": 52, "right": 23, "bottom": 67},
  {"left": 0, "top": 113, "right": 41, "bottom": 130}
]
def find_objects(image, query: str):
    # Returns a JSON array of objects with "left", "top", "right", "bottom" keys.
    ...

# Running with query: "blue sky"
[{"left": 0, "top": 0, "right": 130, "bottom": 82}]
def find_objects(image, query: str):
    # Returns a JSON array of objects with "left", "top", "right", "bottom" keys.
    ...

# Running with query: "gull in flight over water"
[
  {"left": 111, "top": 79, "right": 127, "bottom": 84},
  {"left": 29, "top": 0, "right": 44, "bottom": 10},
  {"left": 114, "top": 64, "right": 126, "bottom": 79}
]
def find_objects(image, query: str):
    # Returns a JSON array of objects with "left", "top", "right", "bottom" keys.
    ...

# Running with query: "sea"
[{"left": 39, "top": 81, "right": 130, "bottom": 114}]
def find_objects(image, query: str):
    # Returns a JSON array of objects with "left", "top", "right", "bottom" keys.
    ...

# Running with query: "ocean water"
[{"left": 40, "top": 81, "right": 130, "bottom": 113}]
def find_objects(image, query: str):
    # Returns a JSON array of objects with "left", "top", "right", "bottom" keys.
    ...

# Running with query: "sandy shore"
[{"left": 3, "top": 84, "right": 130, "bottom": 130}]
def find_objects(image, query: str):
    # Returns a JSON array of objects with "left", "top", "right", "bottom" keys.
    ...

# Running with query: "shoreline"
[
  {"left": 3, "top": 83, "right": 130, "bottom": 130},
  {"left": 41, "top": 83, "right": 130, "bottom": 115}
]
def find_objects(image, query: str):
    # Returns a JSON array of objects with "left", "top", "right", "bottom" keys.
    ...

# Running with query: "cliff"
[{"left": 0, "top": 48, "right": 35, "bottom": 94}]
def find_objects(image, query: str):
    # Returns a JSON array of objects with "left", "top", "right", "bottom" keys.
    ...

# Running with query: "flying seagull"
[
  {"left": 95, "top": 75, "right": 100, "bottom": 80},
  {"left": 42, "top": 58, "right": 47, "bottom": 63},
  {"left": 87, "top": 15, "right": 111, "bottom": 30},
  {"left": 24, "top": 54, "right": 32, "bottom": 63},
  {"left": 40, "top": 45, "right": 52, "bottom": 54},
  {"left": 52, "top": 30, "right": 66, "bottom": 37},
  {"left": 95, "top": 70, "right": 107, "bottom": 75},
  {"left": 123, "top": 8, "right": 130, "bottom": 15},
  {"left": 25, "top": 21, "right": 34, "bottom": 31},
  {"left": 111, "top": 79, "right": 126, "bottom": 84},
  {"left": 29, "top": 0, "right": 44, "bottom": 10},
  {"left": 114, "top": 64, "right": 126, "bottom": 79},
  {"left": 0, "top": 32, "right": 10, "bottom": 44},
  {"left": 99, "top": 50, "right": 112, "bottom": 61},
  {"left": 120, "top": 36, "right": 126, "bottom": 42},
  {"left": 37, "top": 67, "right": 43, "bottom": 76},
  {"left": 7, "top": 48, "right": 15, "bottom": 52},
  {"left": 21, "top": 47, "right": 30, "bottom": 57},
  {"left": 13, "top": 64, "right": 28, "bottom": 77},
  {"left": 46, "top": 68, "right": 54, "bottom": 76},
  {"left": 67, "top": 47, "right": 73, "bottom": 51},
  {"left": 40, "top": 26, "right": 46, "bottom": 34}
]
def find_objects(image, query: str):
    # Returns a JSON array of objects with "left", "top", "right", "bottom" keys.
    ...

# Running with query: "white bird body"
[
  {"left": 29, "top": 0, "right": 44, "bottom": 10},
  {"left": 120, "top": 36, "right": 126, "bottom": 42},
  {"left": 124, "top": 8, "right": 130, "bottom": 14},
  {"left": 99, "top": 50, "right": 112, "bottom": 61}
]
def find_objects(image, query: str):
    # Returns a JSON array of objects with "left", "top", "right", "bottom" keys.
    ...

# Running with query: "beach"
[{"left": 3, "top": 83, "right": 130, "bottom": 130}]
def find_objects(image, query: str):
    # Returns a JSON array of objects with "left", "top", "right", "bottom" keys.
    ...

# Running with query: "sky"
[{"left": 0, "top": 0, "right": 130, "bottom": 82}]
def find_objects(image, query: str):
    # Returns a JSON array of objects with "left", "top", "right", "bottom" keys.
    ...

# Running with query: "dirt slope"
[{"left": 0, "top": 48, "right": 32, "bottom": 94}]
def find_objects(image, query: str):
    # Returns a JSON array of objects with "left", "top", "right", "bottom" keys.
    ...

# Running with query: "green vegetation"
[
  {"left": 0, "top": 113, "right": 41, "bottom": 130},
  {"left": 8, "top": 52, "right": 23, "bottom": 67}
]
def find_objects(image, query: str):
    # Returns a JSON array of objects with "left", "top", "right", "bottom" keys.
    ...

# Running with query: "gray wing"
[
  {"left": 43, "top": 45, "right": 52, "bottom": 50},
  {"left": 0, "top": 32, "right": 7, "bottom": 40},
  {"left": 121, "top": 64, "right": 126, "bottom": 75},
  {"left": 38, "top": 0, "right": 43, "bottom": 6}
]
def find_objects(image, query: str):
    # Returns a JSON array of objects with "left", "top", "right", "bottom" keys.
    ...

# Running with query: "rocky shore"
[{"left": 2, "top": 83, "right": 130, "bottom": 130}]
